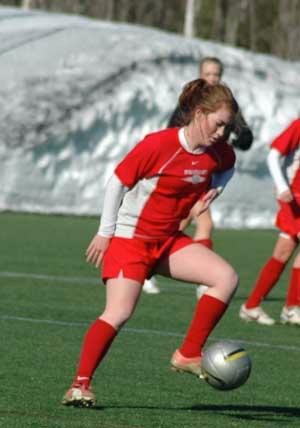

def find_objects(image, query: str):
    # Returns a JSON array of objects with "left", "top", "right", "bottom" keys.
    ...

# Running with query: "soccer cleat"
[
  {"left": 62, "top": 384, "right": 96, "bottom": 408},
  {"left": 280, "top": 306, "right": 300, "bottom": 325},
  {"left": 170, "top": 349, "right": 203, "bottom": 378},
  {"left": 239, "top": 304, "right": 275, "bottom": 326},
  {"left": 143, "top": 277, "right": 160, "bottom": 294},
  {"left": 196, "top": 284, "right": 208, "bottom": 300}
]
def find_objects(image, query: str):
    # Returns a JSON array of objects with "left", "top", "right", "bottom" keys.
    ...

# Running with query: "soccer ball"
[{"left": 201, "top": 340, "right": 251, "bottom": 391}]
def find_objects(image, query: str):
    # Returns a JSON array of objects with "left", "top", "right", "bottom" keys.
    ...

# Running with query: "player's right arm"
[
  {"left": 86, "top": 174, "right": 128, "bottom": 268},
  {"left": 86, "top": 135, "right": 160, "bottom": 267}
]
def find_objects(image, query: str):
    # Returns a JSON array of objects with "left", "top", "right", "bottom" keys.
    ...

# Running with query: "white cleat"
[
  {"left": 196, "top": 284, "right": 208, "bottom": 300},
  {"left": 239, "top": 304, "right": 275, "bottom": 326},
  {"left": 62, "top": 384, "right": 96, "bottom": 408},
  {"left": 280, "top": 306, "right": 300, "bottom": 325},
  {"left": 143, "top": 277, "right": 160, "bottom": 294}
]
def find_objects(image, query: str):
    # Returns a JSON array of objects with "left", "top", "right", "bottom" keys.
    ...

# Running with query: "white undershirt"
[
  {"left": 97, "top": 173, "right": 128, "bottom": 237},
  {"left": 267, "top": 148, "right": 289, "bottom": 195}
]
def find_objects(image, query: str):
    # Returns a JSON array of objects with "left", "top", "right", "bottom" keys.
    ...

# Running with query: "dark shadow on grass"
[
  {"left": 189, "top": 404, "right": 300, "bottom": 422},
  {"left": 235, "top": 296, "right": 284, "bottom": 303},
  {"left": 91, "top": 403, "right": 300, "bottom": 421},
  {"left": 4, "top": 403, "right": 299, "bottom": 424}
]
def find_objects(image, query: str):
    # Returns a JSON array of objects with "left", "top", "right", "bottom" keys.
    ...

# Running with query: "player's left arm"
[
  {"left": 210, "top": 142, "right": 236, "bottom": 195},
  {"left": 211, "top": 167, "right": 235, "bottom": 196},
  {"left": 193, "top": 163, "right": 235, "bottom": 217}
]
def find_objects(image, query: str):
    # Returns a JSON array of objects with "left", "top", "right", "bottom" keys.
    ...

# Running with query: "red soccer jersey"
[
  {"left": 271, "top": 119, "right": 300, "bottom": 197},
  {"left": 114, "top": 127, "right": 235, "bottom": 239}
]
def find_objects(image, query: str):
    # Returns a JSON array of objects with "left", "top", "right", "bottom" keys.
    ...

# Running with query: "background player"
[
  {"left": 62, "top": 78, "right": 239, "bottom": 408},
  {"left": 240, "top": 118, "right": 300, "bottom": 326}
]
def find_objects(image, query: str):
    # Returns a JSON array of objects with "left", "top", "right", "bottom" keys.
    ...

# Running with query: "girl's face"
[
  {"left": 194, "top": 105, "right": 233, "bottom": 147},
  {"left": 200, "top": 62, "right": 222, "bottom": 85}
]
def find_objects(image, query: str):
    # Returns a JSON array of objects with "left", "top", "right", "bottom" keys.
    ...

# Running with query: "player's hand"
[
  {"left": 278, "top": 189, "right": 293, "bottom": 203},
  {"left": 86, "top": 234, "right": 111, "bottom": 268},
  {"left": 194, "top": 188, "right": 219, "bottom": 216}
]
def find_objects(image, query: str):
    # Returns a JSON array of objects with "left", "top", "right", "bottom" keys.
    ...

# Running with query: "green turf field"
[{"left": 1, "top": 212, "right": 300, "bottom": 428}]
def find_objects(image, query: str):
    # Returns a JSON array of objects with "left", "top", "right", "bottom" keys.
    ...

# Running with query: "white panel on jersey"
[{"left": 115, "top": 176, "right": 160, "bottom": 238}]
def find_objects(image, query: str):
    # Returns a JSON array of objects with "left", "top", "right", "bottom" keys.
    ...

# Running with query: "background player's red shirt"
[
  {"left": 271, "top": 119, "right": 300, "bottom": 198},
  {"left": 114, "top": 127, "right": 235, "bottom": 239}
]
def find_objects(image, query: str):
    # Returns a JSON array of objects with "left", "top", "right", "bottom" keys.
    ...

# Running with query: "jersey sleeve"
[
  {"left": 114, "top": 135, "right": 161, "bottom": 188},
  {"left": 271, "top": 119, "right": 300, "bottom": 155}
]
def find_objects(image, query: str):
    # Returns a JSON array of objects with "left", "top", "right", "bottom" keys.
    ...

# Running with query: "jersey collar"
[{"left": 178, "top": 127, "right": 205, "bottom": 154}]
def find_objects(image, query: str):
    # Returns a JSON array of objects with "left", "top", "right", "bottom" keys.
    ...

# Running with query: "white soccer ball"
[{"left": 201, "top": 340, "right": 251, "bottom": 391}]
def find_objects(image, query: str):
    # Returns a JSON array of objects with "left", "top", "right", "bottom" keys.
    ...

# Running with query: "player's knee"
[
  {"left": 224, "top": 266, "right": 239, "bottom": 292},
  {"left": 101, "top": 307, "right": 134, "bottom": 329},
  {"left": 274, "top": 250, "right": 292, "bottom": 263}
]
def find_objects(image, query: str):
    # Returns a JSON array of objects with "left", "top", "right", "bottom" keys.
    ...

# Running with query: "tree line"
[{"left": 3, "top": 0, "right": 300, "bottom": 60}]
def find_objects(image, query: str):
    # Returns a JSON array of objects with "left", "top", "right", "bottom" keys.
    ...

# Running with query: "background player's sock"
[
  {"left": 286, "top": 267, "right": 300, "bottom": 307},
  {"left": 245, "top": 257, "right": 285, "bottom": 308}
]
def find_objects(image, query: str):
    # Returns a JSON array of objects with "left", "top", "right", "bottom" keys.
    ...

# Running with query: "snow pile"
[{"left": 1, "top": 6, "right": 300, "bottom": 227}]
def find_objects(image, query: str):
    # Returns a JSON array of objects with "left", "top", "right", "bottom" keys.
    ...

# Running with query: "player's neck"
[{"left": 184, "top": 125, "right": 205, "bottom": 151}]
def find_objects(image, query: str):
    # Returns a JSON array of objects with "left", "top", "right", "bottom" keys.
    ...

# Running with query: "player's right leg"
[
  {"left": 62, "top": 236, "right": 154, "bottom": 408},
  {"left": 62, "top": 275, "right": 142, "bottom": 407}
]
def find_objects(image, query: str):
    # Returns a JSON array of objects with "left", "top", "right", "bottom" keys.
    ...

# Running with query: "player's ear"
[{"left": 194, "top": 108, "right": 204, "bottom": 121}]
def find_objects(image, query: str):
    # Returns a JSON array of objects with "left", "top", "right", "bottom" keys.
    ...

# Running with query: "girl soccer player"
[
  {"left": 62, "top": 78, "right": 239, "bottom": 407},
  {"left": 143, "top": 56, "right": 252, "bottom": 297}
]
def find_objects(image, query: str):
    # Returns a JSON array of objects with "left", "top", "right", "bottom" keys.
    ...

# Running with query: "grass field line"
[
  {"left": 2, "top": 314, "right": 300, "bottom": 353},
  {"left": 0, "top": 270, "right": 191, "bottom": 289}
]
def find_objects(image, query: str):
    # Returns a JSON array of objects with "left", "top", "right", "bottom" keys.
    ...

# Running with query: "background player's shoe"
[
  {"left": 239, "top": 304, "right": 275, "bottom": 326},
  {"left": 280, "top": 306, "right": 300, "bottom": 325},
  {"left": 62, "top": 384, "right": 96, "bottom": 408},
  {"left": 170, "top": 349, "right": 203, "bottom": 377},
  {"left": 143, "top": 277, "right": 160, "bottom": 294},
  {"left": 196, "top": 284, "right": 208, "bottom": 300}
]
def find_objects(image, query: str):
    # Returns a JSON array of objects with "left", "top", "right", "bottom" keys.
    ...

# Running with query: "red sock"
[
  {"left": 245, "top": 257, "right": 286, "bottom": 309},
  {"left": 286, "top": 267, "right": 300, "bottom": 307},
  {"left": 180, "top": 295, "right": 227, "bottom": 358},
  {"left": 73, "top": 318, "right": 117, "bottom": 386},
  {"left": 195, "top": 238, "right": 213, "bottom": 250}
]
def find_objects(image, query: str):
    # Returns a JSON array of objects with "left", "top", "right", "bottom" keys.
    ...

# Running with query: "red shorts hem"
[
  {"left": 101, "top": 232, "right": 194, "bottom": 283},
  {"left": 276, "top": 200, "right": 300, "bottom": 239}
]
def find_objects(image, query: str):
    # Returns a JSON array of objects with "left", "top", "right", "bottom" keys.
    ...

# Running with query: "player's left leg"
[
  {"left": 156, "top": 241, "right": 238, "bottom": 377},
  {"left": 281, "top": 248, "right": 300, "bottom": 325}
]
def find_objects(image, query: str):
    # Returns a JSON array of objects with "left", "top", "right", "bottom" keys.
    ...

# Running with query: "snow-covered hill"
[{"left": 1, "top": 6, "right": 300, "bottom": 227}]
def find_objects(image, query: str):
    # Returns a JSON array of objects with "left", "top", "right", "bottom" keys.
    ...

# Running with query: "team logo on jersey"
[{"left": 182, "top": 169, "right": 208, "bottom": 184}]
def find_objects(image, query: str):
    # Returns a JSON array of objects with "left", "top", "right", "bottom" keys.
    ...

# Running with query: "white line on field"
[
  {"left": 0, "top": 270, "right": 192, "bottom": 289},
  {"left": 0, "top": 271, "right": 100, "bottom": 284},
  {"left": 1, "top": 314, "right": 300, "bottom": 353}
]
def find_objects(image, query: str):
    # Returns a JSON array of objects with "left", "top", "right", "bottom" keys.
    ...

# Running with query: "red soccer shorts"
[
  {"left": 101, "top": 232, "right": 194, "bottom": 283},
  {"left": 276, "top": 199, "right": 300, "bottom": 239}
]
